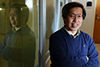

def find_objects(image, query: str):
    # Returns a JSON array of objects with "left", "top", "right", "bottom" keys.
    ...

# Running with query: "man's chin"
[
  {"left": 12, "top": 25, "right": 19, "bottom": 28},
  {"left": 71, "top": 28, "right": 78, "bottom": 31}
]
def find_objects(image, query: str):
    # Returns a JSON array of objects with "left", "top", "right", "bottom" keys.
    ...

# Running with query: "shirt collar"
[
  {"left": 64, "top": 27, "right": 80, "bottom": 38},
  {"left": 12, "top": 25, "right": 27, "bottom": 32},
  {"left": 12, "top": 27, "right": 21, "bottom": 32}
]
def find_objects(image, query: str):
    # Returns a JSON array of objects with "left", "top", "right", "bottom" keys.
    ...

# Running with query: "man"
[
  {"left": 0, "top": 4, "right": 36, "bottom": 67},
  {"left": 49, "top": 2, "right": 99, "bottom": 67}
]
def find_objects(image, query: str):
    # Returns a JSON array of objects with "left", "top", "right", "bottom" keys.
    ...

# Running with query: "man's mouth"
[{"left": 72, "top": 23, "right": 77, "bottom": 28}]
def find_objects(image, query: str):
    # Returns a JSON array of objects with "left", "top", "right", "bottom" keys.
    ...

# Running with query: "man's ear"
[
  {"left": 63, "top": 18, "right": 68, "bottom": 26},
  {"left": 63, "top": 18, "right": 66, "bottom": 23}
]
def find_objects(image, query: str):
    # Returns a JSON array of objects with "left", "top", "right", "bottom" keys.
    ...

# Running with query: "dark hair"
[
  {"left": 62, "top": 2, "right": 86, "bottom": 20},
  {"left": 10, "top": 3, "right": 29, "bottom": 23}
]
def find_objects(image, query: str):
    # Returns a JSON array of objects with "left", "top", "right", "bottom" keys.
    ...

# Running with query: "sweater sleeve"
[
  {"left": 83, "top": 36, "right": 99, "bottom": 67},
  {"left": 49, "top": 35, "right": 68, "bottom": 67},
  {"left": 0, "top": 35, "right": 7, "bottom": 56}
]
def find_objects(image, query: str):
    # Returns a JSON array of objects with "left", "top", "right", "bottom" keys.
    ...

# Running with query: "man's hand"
[{"left": 86, "top": 56, "right": 89, "bottom": 62}]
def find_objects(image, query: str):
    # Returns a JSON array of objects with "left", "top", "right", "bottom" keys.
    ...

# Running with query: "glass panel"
[{"left": 0, "top": 0, "right": 39, "bottom": 67}]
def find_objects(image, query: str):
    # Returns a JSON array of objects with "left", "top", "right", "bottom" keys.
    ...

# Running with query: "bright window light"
[{"left": 25, "top": 0, "right": 33, "bottom": 10}]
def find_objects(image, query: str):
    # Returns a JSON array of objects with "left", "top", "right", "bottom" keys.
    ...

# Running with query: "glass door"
[{"left": 0, "top": 0, "right": 39, "bottom": 67}]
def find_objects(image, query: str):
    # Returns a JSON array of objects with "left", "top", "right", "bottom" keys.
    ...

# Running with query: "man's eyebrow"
[{"left": 69, "top": 13, "right": 82, "bottom": 15}]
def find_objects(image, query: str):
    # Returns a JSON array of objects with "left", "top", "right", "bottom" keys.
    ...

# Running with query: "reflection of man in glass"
[{"left": 0, "top": 4, "right": 36, "bottom": 67}]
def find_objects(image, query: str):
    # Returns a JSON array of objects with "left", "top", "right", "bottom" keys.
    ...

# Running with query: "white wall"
[{"left": 72, "top": 0, "right": 96, "bottom": 37}]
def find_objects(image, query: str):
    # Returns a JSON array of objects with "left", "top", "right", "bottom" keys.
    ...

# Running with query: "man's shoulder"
[
  {"left": 50, "top": 28, "right": 65, "bottom": 37},
  {"left": 80, "top": 31, "right": 93, "bottom": 40},
  {"left": 80, "top": 31, "right": 88, "bottom": 35},
  {"left": 6, "top": 29, "right": 14, "bottom": 34}
]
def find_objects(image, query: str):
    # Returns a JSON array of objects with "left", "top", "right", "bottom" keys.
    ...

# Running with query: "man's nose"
[
  {"left": 73, "top": 16, "right": 78, "bottom": 22},
  {"left": 11, "top": 16, "right": 14, "bottom": 20}
]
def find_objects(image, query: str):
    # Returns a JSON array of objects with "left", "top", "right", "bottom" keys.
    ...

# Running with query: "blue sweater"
[
  {"left": 49, "top": 28, "right": 99, "bottom": 67},
  {"left": 0, "top": 25, "right": 36, "bottom": 67}
]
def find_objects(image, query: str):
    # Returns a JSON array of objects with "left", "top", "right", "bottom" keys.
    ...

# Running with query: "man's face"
[
  {"left": 64, "top": 7, "right": 83, "bottom": 31},
  {"left": 9, "top": 8, "right": 21, "bottom": 28}
]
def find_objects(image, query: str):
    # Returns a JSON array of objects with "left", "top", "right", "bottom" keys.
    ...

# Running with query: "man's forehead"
[
  {"left": 10, "top": 8, "right": 19, "bottom": 13},
  {"left": 10, "top": 8, "right": 17, "bottom": 11},
  {"left": 69, "top": 7, "right": 82, "bottom": 11},
  {"left": 69, "top": 7, "right": 82, "bottom": 13}
]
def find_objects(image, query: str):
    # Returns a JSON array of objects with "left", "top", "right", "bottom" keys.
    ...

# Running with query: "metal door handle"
[{"left": 96, "top": 14, "right": 100, "bottom": 19}]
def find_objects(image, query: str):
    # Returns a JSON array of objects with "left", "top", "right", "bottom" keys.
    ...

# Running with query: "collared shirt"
[
  {"left": 64, "top": 27, "right": 80, "bottom": 38},
  {"left": 12, "top": 27, "right": 21, "bottom": 32}
]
